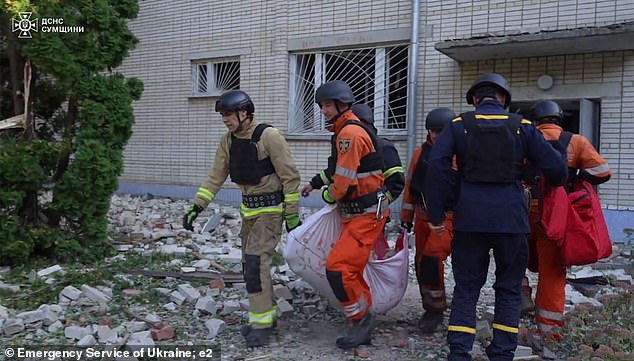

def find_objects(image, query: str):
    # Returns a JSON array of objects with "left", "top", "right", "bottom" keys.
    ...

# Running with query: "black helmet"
[
  {"left": 529, "top": 100, "right": 563, "bottom": 123},
  {"left": 315, "top": 80, "right": 355, "bottom": 105},
  {"left": 425, "top": 107, "right": 456, "bottom": 130},
  {"left": 215, "top": 90, "right": 255, "bottom": 114},
  {"left": 351, "top": 103, "right": 374, "bottom": 124},
  {"left": 466, "top": 73, "right": 512, "bottom": 107}
]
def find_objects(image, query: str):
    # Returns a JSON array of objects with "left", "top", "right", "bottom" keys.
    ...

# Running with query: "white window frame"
[
  {"left": 288, "top": 44, "right": 409, "bottom": 136},
  {"left": 191, "top": 57, "right": 240, "bottom": 97}
]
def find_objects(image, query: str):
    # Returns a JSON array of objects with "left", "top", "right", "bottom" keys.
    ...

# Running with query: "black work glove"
[
  {"left": 401, "top": 221, "right": 413, "bottom": 233},
  {"left": 183, "top": 204, "right": 204, "bottom": 231}
]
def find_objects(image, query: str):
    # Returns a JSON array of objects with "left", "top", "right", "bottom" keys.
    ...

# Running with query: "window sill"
[
  {"left": 285, "top": 132, "right": 407, "bottom": 142},
  {"left": 188, "top": 92, "right": 223, "bottom": 99}
]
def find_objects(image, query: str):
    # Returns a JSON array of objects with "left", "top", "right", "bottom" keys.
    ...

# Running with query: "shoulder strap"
[
  {"left": 342, "top": 119, "right": 379, "bottom": 151},
  {"left": 461, "top": 111, "right": 476, "bottom": 134},
  {"left": 558, "top": 131, "right": 573, "bottom": 151},
  {"left": 507, "top": 114, "right": 522, "bottom": 133},
  {"left": 251, "top": 123, "right": 272, "bottom": 143}
]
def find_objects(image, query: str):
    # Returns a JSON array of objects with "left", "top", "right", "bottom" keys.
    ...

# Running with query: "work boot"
[
  {"left": 520, "top": 287, "right": 534, "bottom": 316},
  {"left": 240, "top": 320, "right": 278, "bottom": 337},
  {"left": 336, "top": 312, "right": 375, "bottom": 349},
  {"left": 244, "top": 327, "right": 274, "bottom": 348},
  {"left": 418, "top": 311, "right": 444, "bottom": 334}
]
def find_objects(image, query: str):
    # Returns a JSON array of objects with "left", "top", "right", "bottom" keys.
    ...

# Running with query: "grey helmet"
[
  {"left": 315, "top": 80, "right": 355, "bottom": 105},
  {"left": 215, "top": 90, "right": 255, "bottom": 115},
  {"left": 529, "top": 100, "right": 563, "bottom": 124},
  {"left": 425, "top": 107, "right": 456, "bottom": 130},
  {"left": 466, "top": 73, "right": 512, "bottom": 107}
]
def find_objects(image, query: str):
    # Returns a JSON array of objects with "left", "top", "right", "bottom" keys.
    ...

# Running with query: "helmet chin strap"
[
  {"left": 235, "top": 112, "right": 251, "bottom": 132},
  {"left": 327, "top": 102, "right": 350, "bottom": 126}
]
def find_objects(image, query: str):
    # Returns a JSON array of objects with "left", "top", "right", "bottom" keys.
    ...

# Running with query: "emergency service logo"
[
  {"left": 11, "top": 12, "right": 84, "bottom": 38},
  {"left": 338, "top": 139, "right": 351, "bottom": 153},
  {"left": 12, "top": 12, "right": 38, "bottom": 39}
]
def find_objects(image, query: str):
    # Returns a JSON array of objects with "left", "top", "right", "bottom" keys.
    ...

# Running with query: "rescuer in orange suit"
[
  {"left": 522, "top": 100, "right": 611, "bottom": 341},
  {"left": 315, "top": 80, "right": 388, "bottom": 350},
  {"left": 400, "top": 107, "right": 457, "bottom": 334}
]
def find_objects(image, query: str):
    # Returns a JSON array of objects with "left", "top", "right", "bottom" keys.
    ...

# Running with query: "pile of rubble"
[{"left": 0, "top": 193, "right": 631, "bottom": 360}]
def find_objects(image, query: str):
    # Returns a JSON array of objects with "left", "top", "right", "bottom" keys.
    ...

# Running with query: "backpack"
[{"left": 538, "top": 132, "right": 612, "bottom": 266}]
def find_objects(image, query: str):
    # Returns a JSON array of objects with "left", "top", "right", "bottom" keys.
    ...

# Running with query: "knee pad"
[
  {"left": 244, "top": 255, "right": 262, "bottom": 293},
  {"left": 420, "top": 255, "right": 441, "bottom": 286},
  {"left": 326, "top": 269, "right": 349, "bottom": 302}
]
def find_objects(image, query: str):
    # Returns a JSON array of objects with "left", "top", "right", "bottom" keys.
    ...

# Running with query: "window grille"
[
  {"left": 192, "top": 59, "right": 240, "bottom": 96},
  {"left": 289, "top": 45, "right": 409, "bottom": 134}
]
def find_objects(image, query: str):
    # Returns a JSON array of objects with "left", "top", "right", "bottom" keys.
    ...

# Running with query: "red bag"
[{"left": 539, "top": 178, "right": 612, "bottom": 266}]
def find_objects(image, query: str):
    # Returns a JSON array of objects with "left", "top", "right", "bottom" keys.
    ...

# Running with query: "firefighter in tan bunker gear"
[{"left": 183, "top": 90, "right": 301, "bottom": 348}]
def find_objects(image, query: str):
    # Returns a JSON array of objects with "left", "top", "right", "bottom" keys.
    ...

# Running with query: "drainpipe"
[{"left": 406, "top": 0, "right": 421, "bottom": 168}]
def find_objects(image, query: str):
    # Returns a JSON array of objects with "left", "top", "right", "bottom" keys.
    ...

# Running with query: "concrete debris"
[
  {"left": 37, "top": 265, "right": 63, "bottom": 277},
  {"left": 76, "top": 334, "right": 97, "bottom": 347},
  {"left": 3, "top": 318, "right": 25, "bottom": 336},
  {"left": 273, "top": 285, "right": 293, "bottom": 301},
  {"left": 64, "top": 326, "right": 92, "bottom": 340},
  {"left": 0, "top": 194, "right": 628, "bottom": 360},
  {"left": 195, "top": 296, "right": 218, "bottom": 315},
  {"left": 204, "top": 319, "right": 226, "bottom": 339},
  {"left": 177, "top": 283, "right": 201, "bottom": 302},
  {"left": 81, "top": 284, "right": 111, "bottom": 303},
  {"left": 169, "top": 290, "right": 186, "bottom": 305}
]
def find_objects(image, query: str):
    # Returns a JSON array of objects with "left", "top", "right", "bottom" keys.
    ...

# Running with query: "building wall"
[
  {"left": 418, "top": 0, "right": 634, "bottom": 208},
  {"left": 118, "top": 0, "right": 634, "bottom": 216}
]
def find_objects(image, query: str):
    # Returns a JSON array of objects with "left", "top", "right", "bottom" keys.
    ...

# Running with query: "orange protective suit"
[
  {"left": 401, "top": 141, "right": 454, "bottom": 312},
  {"left": 529, "top": 123, "right": 611, "bottom": 339},
  {"left": 325, "top": 110, "right": 387, "bottom": 321}
]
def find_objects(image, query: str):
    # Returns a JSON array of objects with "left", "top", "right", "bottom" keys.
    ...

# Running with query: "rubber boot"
[
  {"left": 418, "top": 311, "right": 444, "bottom": 334},
  {"left": 520, "top": 285, "right": 534, "bottom": 316},
  {"left": 244, "top": 327, "right": 274, "bottom": 347},
  {"left": 336, "top": 312, "right": 375, "bottom": 349}
]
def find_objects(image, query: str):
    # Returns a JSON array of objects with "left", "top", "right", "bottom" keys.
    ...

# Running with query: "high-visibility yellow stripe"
[
  {"left": 384, "top": 166, "right": 404, "bottom": 179},
  {"left": 196, "top": 188, "right": 214, "bottom": 201},
  {"left": 319, "top": 170, "right": 331, "bottom": 185},
  {"left": 240, "top": 203, "right": 284, "bottom": 217},
  {"left": 451, "top": 117, "right": 463, "bottom": 123},
  {"left": 284, "top": 192, "right": 300, "bottom": 203},
  {"left": 521, "top": 119, "right": 532, "bottom": 125},
  {"left": 248, "top": 310, "right": 275, "bottom": 325},
  {"left": 492, "top": 323, "right": 519, "bottom": 333},
  {"left": 448, "top": 325, "right": 476, "bottom": 334},
  {"left": 475, "top": 114, "right": 508, "bottom": 120}
]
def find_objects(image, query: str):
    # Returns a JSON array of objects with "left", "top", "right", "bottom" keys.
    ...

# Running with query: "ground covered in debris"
[{"left": 0, "top": 194, "right": 632, "bottom": 361}]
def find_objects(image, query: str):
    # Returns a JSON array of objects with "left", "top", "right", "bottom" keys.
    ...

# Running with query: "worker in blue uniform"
[{"left": 424, "top": 73, "right": 568, "bottom": 361}]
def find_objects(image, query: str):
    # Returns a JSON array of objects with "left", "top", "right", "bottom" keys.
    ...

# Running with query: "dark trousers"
[{"left": 447, "top": 231, "right": 528, "bottom": 361}]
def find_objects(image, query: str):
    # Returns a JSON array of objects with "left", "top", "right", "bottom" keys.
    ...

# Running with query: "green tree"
[{"left": 0, "top": 0, "right": 143, "bottom": 265}]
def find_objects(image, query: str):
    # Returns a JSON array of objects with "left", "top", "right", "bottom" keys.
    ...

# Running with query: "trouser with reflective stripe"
[
  {"left": 414, "top": 212, "right": 453, "bottom": 312},
  {"left": 240, "top": 212, "right": 283, "bottom": 329},
  {"left": 529, "top": 205, "right": 565, "bottom": 340},
  {"left": 448, "top": 231, "right": 527, "bottom": 361},
  {"left": 326, "top": 212, "right": 387, "bottom": 321}
]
